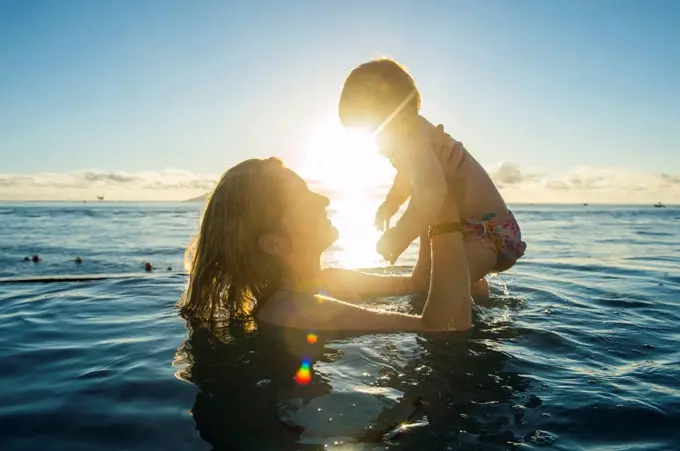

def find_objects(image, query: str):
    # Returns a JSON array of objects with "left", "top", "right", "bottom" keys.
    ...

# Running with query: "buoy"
[
  {"left": 144, "top": 262, "right": 153, "bottom": 272},
  {"left": 74, "top": 257, "right": 83, "bottom": 264}
]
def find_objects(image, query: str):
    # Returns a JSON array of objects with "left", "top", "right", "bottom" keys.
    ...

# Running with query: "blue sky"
[{"left": 0, "top": 0, "right": 678, "bottom": 201}]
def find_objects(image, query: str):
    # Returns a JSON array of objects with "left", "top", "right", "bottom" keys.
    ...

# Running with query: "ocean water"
[{"left": 1, "top": 202, "right": 679, "bottom": 451}]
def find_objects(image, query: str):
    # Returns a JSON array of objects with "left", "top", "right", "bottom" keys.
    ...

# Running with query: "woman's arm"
[
  {"left": 259, "top": 181, "right": 472, "bottom": 333},
  {"left": 321, "top": 268, "right": 415, "bottom": 300},
  {"left": 259, "top": 224, "right": 470, "bottom": 333},
  {"left": 411, "top": 231, "right": 431, "bottom": 292},
  {"left": 322, "top": 230, "right": 430, "bottom": 299},
  {"left": 422, "top": 213, "right": 472, "bottom": 331}
]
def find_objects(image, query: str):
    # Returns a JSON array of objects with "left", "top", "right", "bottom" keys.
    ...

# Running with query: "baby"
[{"left": 338, "top": 58, "right": 526, "bottom": 284}]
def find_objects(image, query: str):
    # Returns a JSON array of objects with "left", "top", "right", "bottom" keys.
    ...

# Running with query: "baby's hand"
[
  {"left": 376, "top": 230, "right": 395, "bottom": 263},
  {"left": 376, "top": 227, "right": 408, "bottom": 264},
  {"left": 374, "top": 200, "right": 399, "bottom": 231}
]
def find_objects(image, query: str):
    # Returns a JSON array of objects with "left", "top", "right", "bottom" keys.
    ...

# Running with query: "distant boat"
[
  {"left": 97, "top": 195, "right": 104, "bottom": 201},
  {"left": 583, "top": 203, "right": 588, "bottom": 206},
  {"left": 653, "top": 202, "right": 665, "bottom": 208}
]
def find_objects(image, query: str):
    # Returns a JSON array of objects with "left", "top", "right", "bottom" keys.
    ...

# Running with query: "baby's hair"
[{"left": 339, "top": 57, "right": 421, "bottom": 130}]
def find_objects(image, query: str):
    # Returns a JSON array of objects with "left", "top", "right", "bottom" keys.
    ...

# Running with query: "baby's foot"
[{"left": 471, "top": 278, "right": 491, "bottom": 305}]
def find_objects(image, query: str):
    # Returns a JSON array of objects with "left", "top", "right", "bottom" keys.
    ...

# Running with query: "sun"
[
  {"left": 296, "top": 119, "right": 394, "bottom": 194},
  {"left": 295, "top": 119, "right": 396, "bottom": 269}
]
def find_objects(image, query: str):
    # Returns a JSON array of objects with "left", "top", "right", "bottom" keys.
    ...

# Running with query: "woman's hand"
[
  {"left": 430, "top": 124, "right": 465, "bottom": 223},
  {"left": 431, "top": 125, "right": 468, "bottom": 182}
]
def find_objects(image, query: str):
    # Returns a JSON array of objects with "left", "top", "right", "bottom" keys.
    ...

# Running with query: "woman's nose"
[
  {"left": 314, "top": 193, "right": 331, "bottom": 208},
  {"left": 317, "top": 194, "right": 330, "bottom": 208}
]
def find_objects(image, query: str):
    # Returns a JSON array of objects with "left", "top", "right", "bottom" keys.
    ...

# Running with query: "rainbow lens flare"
[
  {"left": 306, "top": 333, "right": 318, "bottom": 344},
  {"left": 295, "top": 357, "right": 312, "bottom": 384}
]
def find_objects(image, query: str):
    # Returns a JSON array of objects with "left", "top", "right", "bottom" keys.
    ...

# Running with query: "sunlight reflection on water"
[{"left": 328, "top": 194, "right": 387, "bottom": 269}]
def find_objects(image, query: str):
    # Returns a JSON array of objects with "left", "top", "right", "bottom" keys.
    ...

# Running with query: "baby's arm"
[
  {"left": 398, "top": 145, "right": 447, "bottom": 234},
  {"left": 376, "top": 171, "right": 413, "bottom": 231},
  {"left": 377, "top": 145, "right": 447, "bottom": 262},
  {"left": 385, "top": 170, "right": 411, "bottom": 208}
]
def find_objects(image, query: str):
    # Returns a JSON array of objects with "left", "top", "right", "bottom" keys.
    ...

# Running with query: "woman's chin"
[
  {"left": 328, "top": 225, "right": 339, "bottom": 243},
  {"left": 323, "top": 225, "right": 339, "bottom": 248}
]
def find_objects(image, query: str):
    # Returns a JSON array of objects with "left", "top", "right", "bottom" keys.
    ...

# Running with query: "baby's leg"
[
  {"left": 471, "top": 278, "right": 490, "bottom": 304},
  {"left": 464, "top": 239, "right": 498, "bottom": 305},
  {"left": 464, "top": 239, "right": 498, "bottom": 282}
]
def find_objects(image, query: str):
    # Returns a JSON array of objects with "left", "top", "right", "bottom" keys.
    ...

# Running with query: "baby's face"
[
  {"left": 375, "top": 121, "right": 410, "bottom": 160},
  {"left": 377, "top": 138, "right": 407, "bottom": 172},
  {"left": 375, "top": 133, "right": 399, "bottom": 164}
]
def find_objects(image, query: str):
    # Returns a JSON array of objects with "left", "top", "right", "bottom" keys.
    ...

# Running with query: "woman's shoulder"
[{"left": 256, "top": 289, "right": 317, "bottom": 328}]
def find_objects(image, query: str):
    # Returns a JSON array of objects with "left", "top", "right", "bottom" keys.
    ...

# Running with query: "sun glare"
[
  {"left": 297, "top": 120, "right": 393, "bottom": 193},
  {"left": 296, "top": 119, "right": 396, "bottom": 269}
]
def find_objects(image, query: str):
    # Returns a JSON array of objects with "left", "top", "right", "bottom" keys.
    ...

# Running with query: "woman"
[{"left": 180, "top": 129, "right": 475, "bottom": 332}]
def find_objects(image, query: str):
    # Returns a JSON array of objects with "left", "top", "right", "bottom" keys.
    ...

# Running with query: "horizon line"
[{"left": 0, "top": 200, "right": 675, "bottom": 207}]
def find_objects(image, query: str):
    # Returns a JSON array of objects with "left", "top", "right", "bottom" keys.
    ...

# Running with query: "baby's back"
[
  {"left": 459, "top": 151, "right": 508, "bottom": 219},
  {"left": 430, "top": 126, "right": 507, "bottom": 219}
]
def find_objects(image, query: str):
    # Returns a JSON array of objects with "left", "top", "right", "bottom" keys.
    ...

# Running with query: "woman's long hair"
[{"left": 179, "top": 158, "right": 287, "bottom": 323}]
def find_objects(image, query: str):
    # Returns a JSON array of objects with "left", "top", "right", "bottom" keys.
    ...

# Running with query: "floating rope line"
[{"left": 0, "top": 272, "right": 185, "bottom": 285}]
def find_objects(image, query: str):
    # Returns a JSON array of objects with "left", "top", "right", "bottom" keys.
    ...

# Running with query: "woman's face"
[{"left": 278, "top": 169, "right": 338, "bottom": 255}]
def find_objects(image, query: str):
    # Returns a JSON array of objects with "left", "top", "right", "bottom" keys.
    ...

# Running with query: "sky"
[{"left": 0, "top": 0, "right": 679, "bottom": 203}]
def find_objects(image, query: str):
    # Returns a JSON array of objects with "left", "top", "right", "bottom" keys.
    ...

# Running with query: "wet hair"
[
  {"left": 338, "top": 57, "right": 421, "bottom": 130},
  {"left": 179, "top": 158, "right": 287, "bottom": 323}
]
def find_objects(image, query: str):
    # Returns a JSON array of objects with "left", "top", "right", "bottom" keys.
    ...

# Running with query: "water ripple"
[{"left": 1, "top": 203, "right": 679, "bottom": 450}]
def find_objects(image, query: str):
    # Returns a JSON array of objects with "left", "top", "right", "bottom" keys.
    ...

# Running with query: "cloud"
[
  {"left": 487, "top": 161, "right": 540, "bottom": 188},
  {"left": 0, "top": 169, "right": 219, "bottom": 201},
  {"left": 486, "top": 164, "right": 680, "bottom": 204},
  {"left": 0, "top": 164, "right": 678, "bottom": 203}
]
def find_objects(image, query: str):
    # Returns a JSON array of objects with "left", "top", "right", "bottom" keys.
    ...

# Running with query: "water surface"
[{"left": 1, "top": 203, "right": 679, "bottom": 450}]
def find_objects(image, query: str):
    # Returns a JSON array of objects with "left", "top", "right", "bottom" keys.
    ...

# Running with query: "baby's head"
[{"left": 339, "top": 58, "right": 421, "bottom": 138}]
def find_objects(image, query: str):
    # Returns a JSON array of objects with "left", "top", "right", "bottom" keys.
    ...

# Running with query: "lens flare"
[
  {"left": 295, "top": 368, "right": 311, "bottom": 384},
  {"left": 306, "top": 333, "right": 318, "bottom": 344},
  {"left": 295, "top": 357, "right": 312, "bottom": 384}
]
